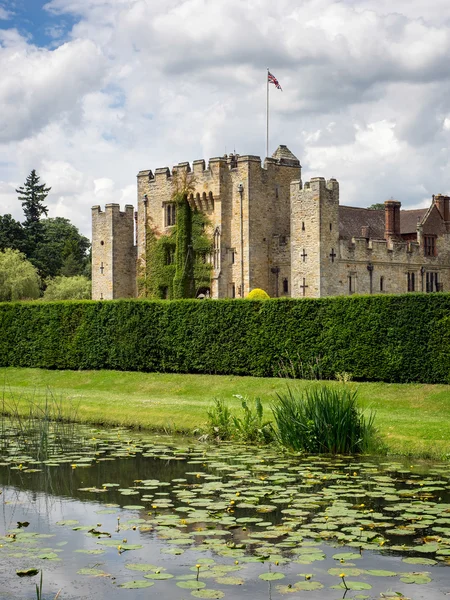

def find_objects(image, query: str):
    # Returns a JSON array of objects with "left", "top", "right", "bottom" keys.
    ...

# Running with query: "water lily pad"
[
  {"left": 77, "top": 568, "right": 110, "bottom": 577},
  {"left": 364, "top": 569, "right": 397, "bottom": 576},
  {"left": 177, "top": 580, "right": 207, "bottom": 589},
  {"left": 402, "top": 557, "right": 437, "bottom": 566},
  {"left": 16, "top": 568, "right": 39, "bottom": 577},
  {"left": 119, "top": 580, "right": 155, "bottom": 588},
  {"left": 400, "top": 573, "right": 432, "bottom": 584},
  {"left": 259, "top": 572, "right": 285, "bottom": 581},
  {"left": 331, "top": 581, "right": 372, "bottom": 590},
  {"left": 144, "top": 573, "right": 174, "bottom": 580},
  {"left": 191, "top": 590, "right": 225, "bottom": 599},
  {"left": 214, "top": 576, "right": 245, "bottom": 585}
]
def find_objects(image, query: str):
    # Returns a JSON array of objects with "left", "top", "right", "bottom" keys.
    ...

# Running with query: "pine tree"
[{"left": 16, "top": 170, "right": 51, "bottom": 226}]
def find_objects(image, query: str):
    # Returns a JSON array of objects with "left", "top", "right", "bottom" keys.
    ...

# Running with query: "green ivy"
[
  {"left": 138, "top": 200, "right": 212, "bottom": 300},
  {"left": 1, "top": 293, "right": 450, "bottom": 383}
]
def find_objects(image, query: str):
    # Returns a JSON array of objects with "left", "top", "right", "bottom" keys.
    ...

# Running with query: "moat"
[{"left": 0, "top": 423, "right": 449, "bottom": 599}]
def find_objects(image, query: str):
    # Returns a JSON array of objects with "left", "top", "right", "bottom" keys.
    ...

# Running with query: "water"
[{"left": 0, "top": 424, "right": 449, "bottom": 599}]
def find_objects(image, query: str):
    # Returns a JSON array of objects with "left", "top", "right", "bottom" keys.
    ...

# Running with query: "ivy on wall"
[{"left": 138, "top": 200, "right": 212, "bottom": 300}]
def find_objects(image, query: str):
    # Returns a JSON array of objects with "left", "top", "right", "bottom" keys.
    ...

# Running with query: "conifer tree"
[{"left": 16, "top": 170, "right": 51, "bottom": 226}]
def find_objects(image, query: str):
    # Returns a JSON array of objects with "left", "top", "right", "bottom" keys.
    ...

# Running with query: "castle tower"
[
  {"left": 135, "top": 145, "right": 301, "bottom": 299},
  {"left": 91, "top": 204, "right": 136, "bottom": 300},
  {"left": 290, "top": 177, "right": 339, "bottom": 298}
]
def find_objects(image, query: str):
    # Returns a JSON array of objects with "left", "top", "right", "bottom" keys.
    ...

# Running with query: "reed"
[{"left": 272, "top": 384, "right": 380, "bottom": 454}]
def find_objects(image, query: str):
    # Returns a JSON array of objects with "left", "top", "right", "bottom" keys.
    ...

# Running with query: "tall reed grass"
[
  {"left": 0, "top": 387, "right": 80, "bottom": 460},
  {"left": 272, "top": 384, "right": 379, "bottom": 454}
]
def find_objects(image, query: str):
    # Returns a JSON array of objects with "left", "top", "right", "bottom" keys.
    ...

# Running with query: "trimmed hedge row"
[{"left": 1, "top": 294, "right": 450, "bottom": 383}]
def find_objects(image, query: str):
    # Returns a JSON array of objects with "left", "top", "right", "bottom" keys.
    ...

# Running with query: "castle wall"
[
  {"left": 91, "top": 204, "right": 136, "bottom": 300},
  {"left": 136, "top": 153, "right": 300, "bottom": 298}
]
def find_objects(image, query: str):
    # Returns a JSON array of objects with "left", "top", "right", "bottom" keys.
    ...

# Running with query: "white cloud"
[{"left": 1, "top": 0, "right": 450, "bottom": 237}]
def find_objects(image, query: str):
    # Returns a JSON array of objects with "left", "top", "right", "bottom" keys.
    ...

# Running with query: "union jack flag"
[{"left": 268, "top": 71, "right": 282, "bottom": 90}]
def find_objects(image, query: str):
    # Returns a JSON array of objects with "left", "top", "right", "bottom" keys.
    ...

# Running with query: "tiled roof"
[
  {"left": 339, "top": 206, "right": 386, "bottom": 239},
  {"left": 339, "top": 206, "right": 428, "bottom": 238},
  {"left": 400, "top": 209, "right": 428, "bottom": 234}
]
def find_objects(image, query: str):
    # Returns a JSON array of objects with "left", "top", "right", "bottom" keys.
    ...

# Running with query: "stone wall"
[{"left": 91, "top": 204, "right": 136, "bottom": 300}]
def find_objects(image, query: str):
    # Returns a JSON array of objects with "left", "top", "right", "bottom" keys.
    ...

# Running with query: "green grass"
[{"left": 0, "top": 367, "right": 449, "bottom": 459}]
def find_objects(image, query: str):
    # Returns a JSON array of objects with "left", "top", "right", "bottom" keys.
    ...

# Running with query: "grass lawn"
[{"left": 0, "top": 367, "right": 449, "bottom": 459}]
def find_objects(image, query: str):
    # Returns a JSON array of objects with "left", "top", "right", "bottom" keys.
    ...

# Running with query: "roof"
[
  {"left": 339, "top": 206, "right": 428, "bottom": 238},
  {"left": 339, "top": 206, "right": 386, "bottom": 239},
  {"left": 400, "top": 209, "right": 428, "bottom": 234},
  {"left": 271, "top": 145, "right": 300, "bottom": 166}
]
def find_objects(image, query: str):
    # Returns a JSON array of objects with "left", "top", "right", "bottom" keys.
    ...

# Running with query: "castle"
[{"left": 92, "top": 145, "right": 450, "bottom": 300}]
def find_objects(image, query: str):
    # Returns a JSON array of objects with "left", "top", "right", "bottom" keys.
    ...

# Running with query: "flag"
[{"left": 268, "top": 71, "right": 282, "bottom": 90}]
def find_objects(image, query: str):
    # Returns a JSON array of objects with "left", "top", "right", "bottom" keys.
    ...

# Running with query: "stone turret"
[{"left": 91, "top": 204, "right": 136, "bottom": 300}]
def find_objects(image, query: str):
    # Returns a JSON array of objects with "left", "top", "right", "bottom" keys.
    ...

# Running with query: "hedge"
[{"left": 1, "top": 293, "right": 450, "bottom": 383}]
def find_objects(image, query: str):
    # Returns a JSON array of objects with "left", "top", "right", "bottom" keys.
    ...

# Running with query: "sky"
[{"left": 2, "top": 0, "right": 450, "bottom": 238}]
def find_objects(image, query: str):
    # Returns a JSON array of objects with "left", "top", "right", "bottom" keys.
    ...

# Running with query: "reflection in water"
[{"left": 0, "top": 424, "right": 449, "bottom": 599}]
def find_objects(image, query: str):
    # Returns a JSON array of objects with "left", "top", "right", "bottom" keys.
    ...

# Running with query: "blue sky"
[
  {"left": 2, "top": 0, "right": 450, "bottom": 237},
  {"left": 0, "top": 1, "right": 77, "bottom": 47}
]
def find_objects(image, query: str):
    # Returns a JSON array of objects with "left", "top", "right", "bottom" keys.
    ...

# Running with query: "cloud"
[
  {"left": 0, "top": 33, "right": 107, "bottom": 143},
  {"left": 1, "top": 0, "right": 450, "bottom": 238}
]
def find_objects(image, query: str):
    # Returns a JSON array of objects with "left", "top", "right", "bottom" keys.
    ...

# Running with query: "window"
[
  {"left": 302, "top": 221, "right": 305, "bottom": 231},
  {"left": 330, "top": 223, "right": 332, "bottom": 231},
  {"left": 165, "top": 203, "right": 176, "bottom": 226},
  {"left": 228, "top": 248, "right": 235, "bottom": 264},
  {"left": 275, "top": 186, "right": 279, "bottom": 199},
  {"left": 282, "top": 278, "right": 288, "bottom": 294},
  {"left": 230, "top": 283, "right": 236, "bottom": 298},
  {"left": 426, "top": 271, "right": 440, "bottom": 292},
  {"left": 166, "top": 248, "right": 175, "bottom": 265},
  {"left": 380, "top": 276, "right": 384, "bottom": 292},
  {"left": 424, "top": 236, "right": 436, "bottom": 256},
  {"left": 407, "top": 272, "right": 415, "bottom": 292},
  {"left": 348, "top": 274, "right": 356, "bottom": 294}
]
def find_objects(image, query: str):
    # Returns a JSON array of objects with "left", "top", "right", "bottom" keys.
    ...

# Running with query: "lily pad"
[{"left": 119, "top": 580, "right": 155, "bottom": 588}]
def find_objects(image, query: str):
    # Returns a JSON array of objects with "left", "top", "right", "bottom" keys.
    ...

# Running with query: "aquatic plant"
[
  {"left": 231, "top": 395, "right": 274, "bottom": 444},
  {"left": 206, "top": 396, "right": 273, "bottom": 443},
  {"left": 271, "top": 384, "right": 379, "bottom": 454},
  {"left": 1, "top": 387, "right": 80, "bottom": 460},
  {"left": 207, "top": 398, "right": 233, "bottom": 440}
]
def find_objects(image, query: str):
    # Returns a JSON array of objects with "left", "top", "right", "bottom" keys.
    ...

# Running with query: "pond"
[{"left": 0, "top": 422, "right": 449, "bottom": 600}]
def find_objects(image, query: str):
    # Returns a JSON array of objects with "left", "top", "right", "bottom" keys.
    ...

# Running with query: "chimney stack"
[
  {"left": 434, "top": 194, "right": 450, "bottom": 223},
  {"left": 384, "top": 199, "right": 401, "bottom": 239}
]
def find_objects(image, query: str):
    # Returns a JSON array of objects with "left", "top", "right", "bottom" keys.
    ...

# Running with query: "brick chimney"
[
  {"left": 384, "top": 199, "right": 401, "bottom": 239},
  {"left": 434, "top": 194, "right": 450, "bottom": 222}
]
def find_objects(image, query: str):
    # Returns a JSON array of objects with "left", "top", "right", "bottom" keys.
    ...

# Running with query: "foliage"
[
  {"left": 173, "top": 193, "right": 195, "bottom": 298},
  {"left": 246, "top": 288, "right": 270, "bottom": 300},
  {"left": 367, "top": 203, "right": 385, "bottom": 210},
  {"left": 3, "top": 293, "right": 450, "bottom": 383},
  {"left": 42, "top": 276, "right": 91, "bottom": 301},
  {"left": 140, "top": 211, "right": 212, "bottom": 300},
  {"left": 278, "top": 352, "right": 323, "bottom": 380},
  {"left": 271, "top": 384, "right": 378, "bottom": 454},
  {"left": 16, "top": 169, "right": 50, "bottom": 226},
  {"left": 31, "top": 217, "right": 90, "bottom": 280},
  {"left": 0, "top": 249, "right": 40, "bottom": 301},
  {"left": 206, "top": 396, "right": 273, "bottom": 443},
  {"left": 0, "top": 214, "right": 26, "bottom": 253},
  {"left": 231, "top": 395, "right": 274, "bottom": 443},
  {"left": 207, "top": 398, "right": 233, "bottom": 440}
]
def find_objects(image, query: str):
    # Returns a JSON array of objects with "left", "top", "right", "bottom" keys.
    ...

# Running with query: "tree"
[
  {"left": 367, "top": 203, "right": 385, "bottom": 210},
  {"left": 42, "top": 276, "right": 91, "bottom": 301},
  {"left": 34, "top": 218, "right": 91, "bottom": 279},
  {"left": 0, "top": 248, "right": 40, "bottom": 301},
  {"left": 16, "top": 169, "right": 50, "bottom": 226},
  {"left": 0, "top": 215, "right": 26, "bottom": 252}
]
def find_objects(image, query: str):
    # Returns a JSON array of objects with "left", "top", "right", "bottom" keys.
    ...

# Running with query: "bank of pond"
[{"left": 0, "top": 422, "right": 449, "bottom": 600}]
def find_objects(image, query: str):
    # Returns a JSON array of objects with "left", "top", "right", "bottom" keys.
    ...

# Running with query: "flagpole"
[{"left": 266, "top": 68, "right": 269, "bottom": 159}]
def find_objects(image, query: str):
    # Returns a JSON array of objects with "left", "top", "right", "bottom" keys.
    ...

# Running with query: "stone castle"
[{"left": 92, "top": 145, "right": 450, "bottom": 300}]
